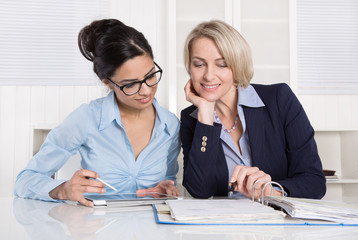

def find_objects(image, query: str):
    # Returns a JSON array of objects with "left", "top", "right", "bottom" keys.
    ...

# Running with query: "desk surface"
[{"left": 2, "top": 197, "right": 358, "bottom": 240}]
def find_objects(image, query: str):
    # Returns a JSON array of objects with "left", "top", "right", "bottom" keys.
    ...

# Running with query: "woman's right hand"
[
  {"left": 49, "top": 169, "right": 105, "bottom": 207},
  {"left": 229, "top": 165, "right": 282, "bottom": 200},
  {"left": 184, "top": 79, "right": 211, "bottom": 107},
  {"left": 184, "top": 79, "right": 215, "bottom": 125}
]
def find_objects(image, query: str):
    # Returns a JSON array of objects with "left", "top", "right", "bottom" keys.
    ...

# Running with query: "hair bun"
[
  {"left": 77, "top": 19, "right": 153, "bottom": 80},
  {"left": 78, "top": 19, "right": 124, "bottom": 62}
]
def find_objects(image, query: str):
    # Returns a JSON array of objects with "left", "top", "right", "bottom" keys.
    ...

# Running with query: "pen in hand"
[
  {"left": 96, "top": 178, "right": 118, "bottom": 192},
  {"left": 228, "top": 181, "right": 237, "bottom": 198}
]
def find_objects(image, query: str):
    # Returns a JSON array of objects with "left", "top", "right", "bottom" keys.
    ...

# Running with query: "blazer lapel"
[{"left": 243, "top": 106, "right": 266, "bottom": 168}]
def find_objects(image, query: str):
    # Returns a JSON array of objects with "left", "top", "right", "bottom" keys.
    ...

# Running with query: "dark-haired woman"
[{"left": 14, "top": 19, "right": 181, "bottom": 206}]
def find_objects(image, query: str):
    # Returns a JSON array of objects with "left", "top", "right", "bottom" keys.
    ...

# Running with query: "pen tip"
[{"left": 228, "top": 191, "right": 233, "bottom": 198}]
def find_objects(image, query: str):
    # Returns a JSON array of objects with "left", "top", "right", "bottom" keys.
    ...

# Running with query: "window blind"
[
  {"left": 0, "top": 0, "right": 109, "bottom": 85},
  {"left": 297, "top": 0, "right": 358, "bottom": 94}
]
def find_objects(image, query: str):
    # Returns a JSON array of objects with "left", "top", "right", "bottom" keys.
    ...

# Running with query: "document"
[{"left": 162, "top": 199, "right": 286, "bottom": 223}]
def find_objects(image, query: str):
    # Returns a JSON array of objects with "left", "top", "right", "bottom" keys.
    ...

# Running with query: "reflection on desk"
[
  {"left": 11, "top": 197, "right": 160, "bottom": 240},
  {"left": 1, "top": 197, "right": 358, "bottom": 240}
]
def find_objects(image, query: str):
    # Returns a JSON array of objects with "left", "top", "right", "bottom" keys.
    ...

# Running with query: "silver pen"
[{"left": 96, "top": 178, "right": 118, "bottom": 192}]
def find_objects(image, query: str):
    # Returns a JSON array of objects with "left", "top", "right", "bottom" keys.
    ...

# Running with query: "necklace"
[{"left": 214, "top": 110, "right": 239, "bottom": 133}]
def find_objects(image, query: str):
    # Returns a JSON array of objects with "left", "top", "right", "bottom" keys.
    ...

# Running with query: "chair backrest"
[{"left": 32, "top": 128, "right": 81, "bottom": 180}]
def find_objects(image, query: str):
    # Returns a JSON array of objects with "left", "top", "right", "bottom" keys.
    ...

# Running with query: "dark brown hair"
[{"left": 78, "top": 19, "right": 153, "bottom": 80}]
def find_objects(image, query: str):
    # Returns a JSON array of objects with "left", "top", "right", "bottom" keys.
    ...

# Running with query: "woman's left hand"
[
  {"left": 136, "top": 180, "right": 181, "bottom": 198},
  {"left": 230, "top": 165, "right": 282, "bottom": 200}
]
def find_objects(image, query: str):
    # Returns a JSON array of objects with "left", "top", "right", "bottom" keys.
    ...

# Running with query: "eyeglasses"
[{"left": 106, "top": 62, "right": 162, "bottom": 96}]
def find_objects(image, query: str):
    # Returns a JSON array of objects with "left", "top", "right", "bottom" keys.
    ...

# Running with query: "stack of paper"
[
  {"left": 325, "top": 175, "right": 338, "bottom": 181},
  {"left": 265, "top": 196, "right": 358, "bottom": 224},
  {"left": 164, "top": 199, "right": 286, "bottom": 224}
]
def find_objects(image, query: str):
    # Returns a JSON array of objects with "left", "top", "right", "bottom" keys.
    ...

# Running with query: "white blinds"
[
  {"left": 297, "top": 0, "right": 358, "bottom": 94},
  {"left": 0, "top": 0, "right": 109, "bottom": 85}
]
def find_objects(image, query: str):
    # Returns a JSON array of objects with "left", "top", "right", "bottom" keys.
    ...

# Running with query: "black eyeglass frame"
[{"left": 106, "top": 61, "right": 162, "bottom": 96}]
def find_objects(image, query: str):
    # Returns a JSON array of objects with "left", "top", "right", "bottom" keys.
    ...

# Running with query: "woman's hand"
[
  {"left": 49, "top": 169, "right": 105, "bottom": 207},
  {"left": 229, "top": 165, "right": 282, "bottom": 200},
  {"left": 184, "top": 79, "right": 208, "bottom": 107},
  {"left": 184, "top": 79, "right": 215, "bottom": 125},
  {"left": 136, "top": 180, "right": 181, "bottom": 198}
]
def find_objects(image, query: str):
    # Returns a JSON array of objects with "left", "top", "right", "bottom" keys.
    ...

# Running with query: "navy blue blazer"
[{"left": 180, "top": 83, "right": 326, "bottom": 199}]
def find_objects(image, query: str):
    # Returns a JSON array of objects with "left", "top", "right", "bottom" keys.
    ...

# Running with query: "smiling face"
[
  {"left": 106, "top": 55, "right": 158, "bottom": 111},
  {"left": 189, "top": 37, "right": 235, "bottom": 102}
]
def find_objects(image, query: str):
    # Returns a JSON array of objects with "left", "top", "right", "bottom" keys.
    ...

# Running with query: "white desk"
[{"left": 2, "top": 197, "right": 358, "bottom": 240}]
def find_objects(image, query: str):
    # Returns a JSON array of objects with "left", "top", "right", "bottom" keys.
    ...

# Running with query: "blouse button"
[
  {"left": 202, "top": 136, "right": 207, "bottom": 141},
  {"left": 201, "top": 147, "right": 206, "bottom": 152}
]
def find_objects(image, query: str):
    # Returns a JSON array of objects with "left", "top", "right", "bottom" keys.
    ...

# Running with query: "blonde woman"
[{"left": 180, "top": 20, "right": 326, "bottom": 200}]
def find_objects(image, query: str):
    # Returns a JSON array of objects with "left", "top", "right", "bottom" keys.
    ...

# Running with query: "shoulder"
[
  {"left": 87, "top": 92, "right": 116, "bottom": 120},
  {"left": 162, "top": 106, "right": 180, "bottom": 126},
  {"left": 154, "top": 101, "right": 180, "bottom": 135},
  {"left": 251, "top": 83, "right": 293, "bottom": 100},
  {"left": 251, "top": 83, "right": 304, "bottom": 124},
  {"left": 87, "top": 94, "right": 109, "bottom": 112},
  {"left": 180, "top": 105, "right": 197, "bottom": 119},
  {"left": 57, "top": 94, "right": 111, "bottom": 133},
  {"left": 251, "top": 83, "right": 298, "bottom": 107},
  {"left": 57, "top": 96, "right": 105, "bottom": 127}
]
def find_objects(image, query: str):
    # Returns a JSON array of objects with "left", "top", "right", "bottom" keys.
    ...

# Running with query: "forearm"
[
  {"left": 276, "top": 145, "right": 326, "bottom": 199},
  {"left": 197, "top": 102, "right": 215, "bottom": 125},
  {"left": 276, "top": 174, "right": 326, "bottom": 199},
  {"left": 277, "top": 126, "right": 326, "bottom": 198},
  {"left": 182, "top": 121, "right": 222, "bottom": 198},
  {"left": 14, "top": 170, "right": 66, "bottom": 202}
]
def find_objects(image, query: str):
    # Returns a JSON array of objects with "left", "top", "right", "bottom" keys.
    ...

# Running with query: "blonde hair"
[{"left": 184, "top": 20, "right": 253, "bottom": 87}]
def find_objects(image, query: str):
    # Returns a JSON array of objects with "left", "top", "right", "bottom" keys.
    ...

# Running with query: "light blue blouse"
[{"left": 14, "top": 91, "right": 180, "bottom": 201}]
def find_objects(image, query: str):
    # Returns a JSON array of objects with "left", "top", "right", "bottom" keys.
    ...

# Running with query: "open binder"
[{"left": 153, "top": 181, "right": 358, "bottom": 226}]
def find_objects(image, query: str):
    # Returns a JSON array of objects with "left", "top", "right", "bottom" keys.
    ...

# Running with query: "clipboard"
[{"left": 85, "top": 192, "right": 180, "bottom": 207}]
